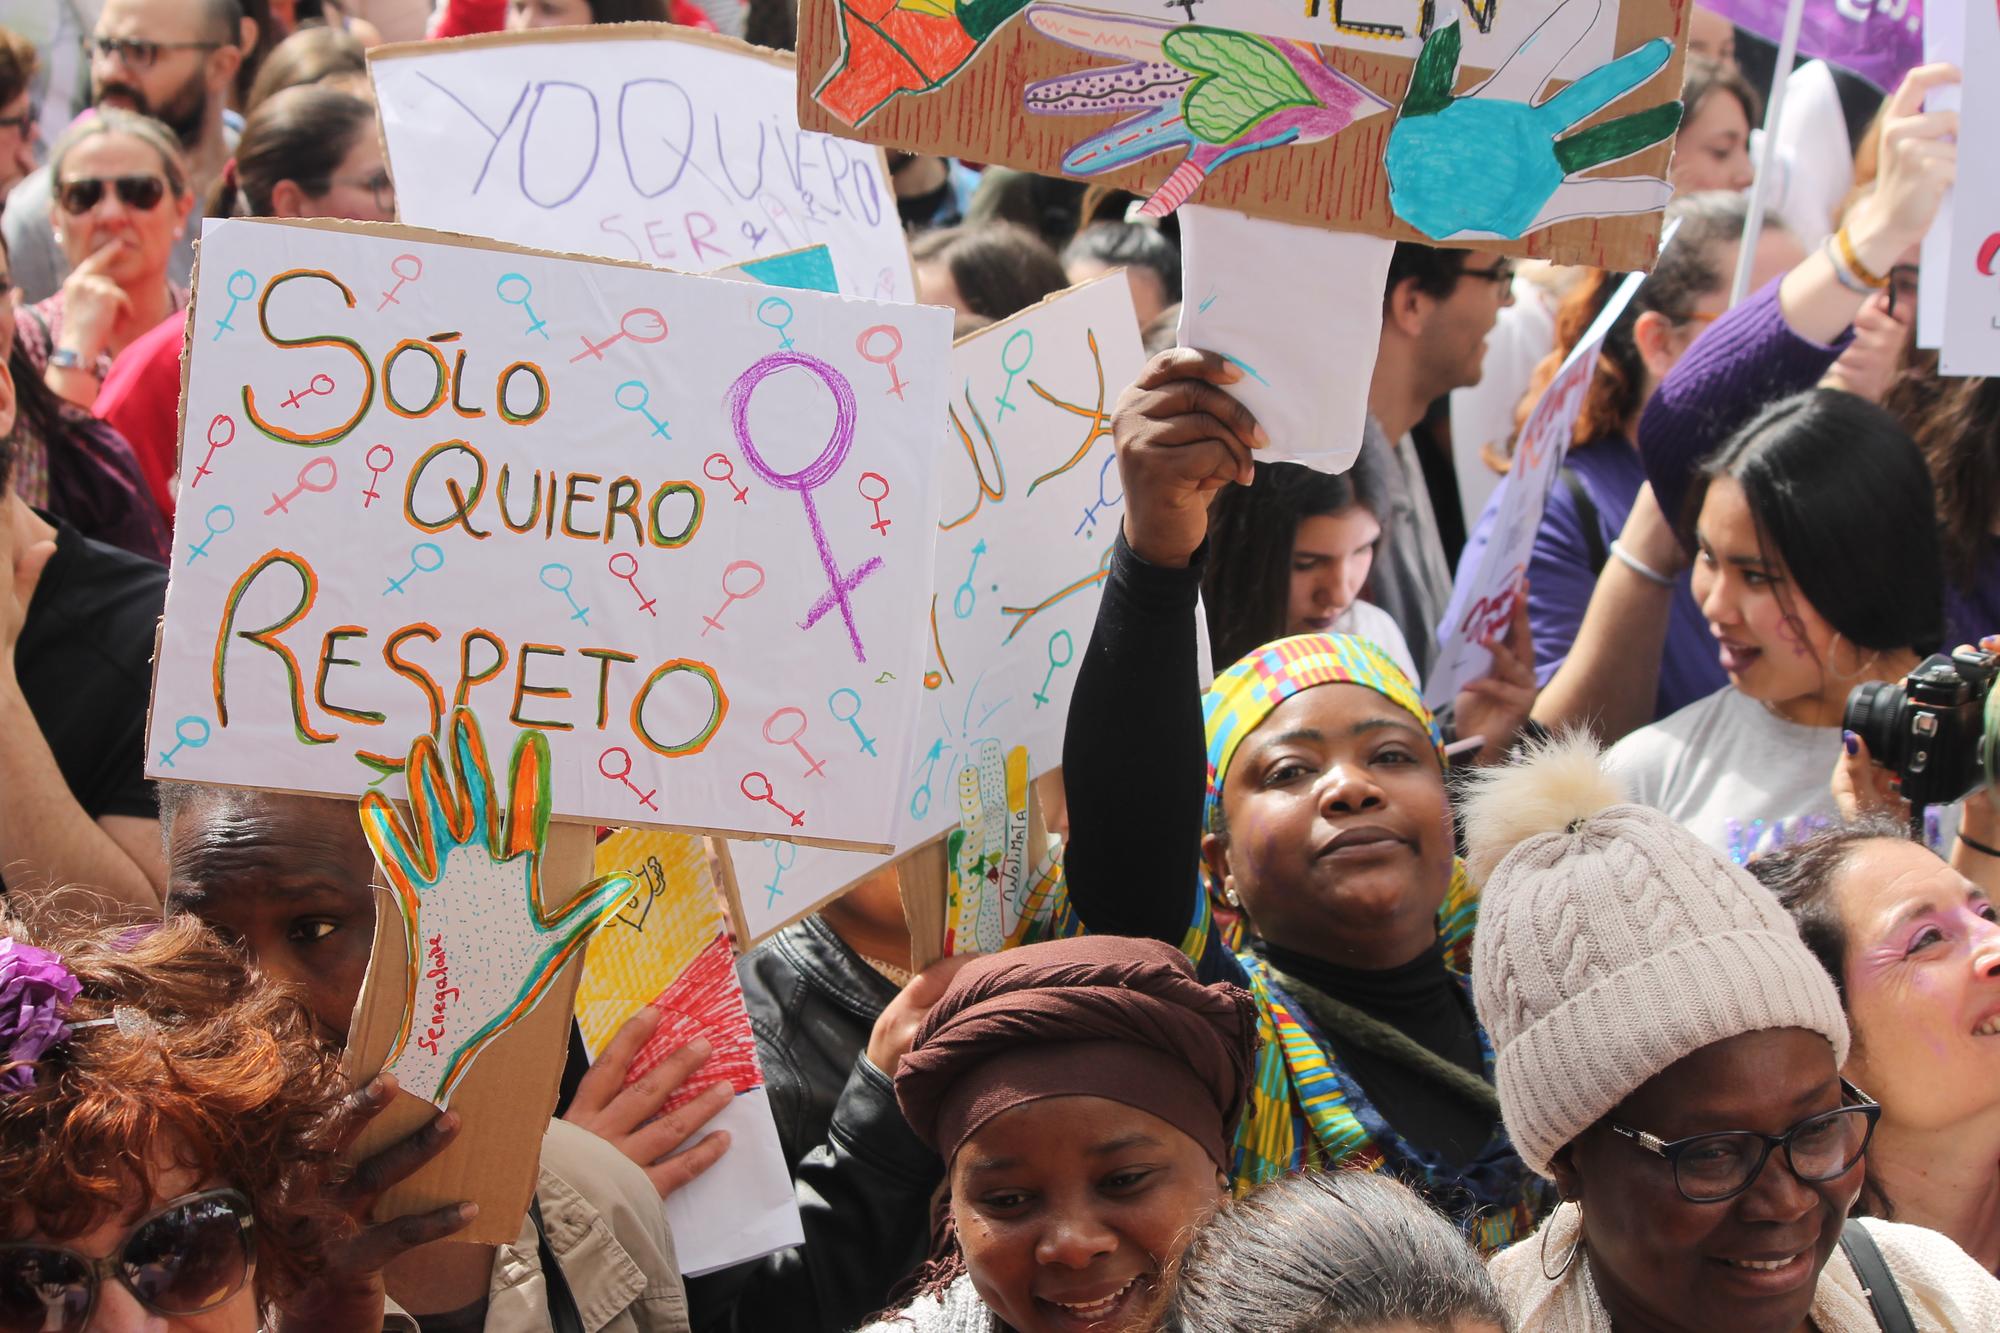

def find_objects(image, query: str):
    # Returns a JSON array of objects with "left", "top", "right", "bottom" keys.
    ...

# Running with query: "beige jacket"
[
  {"left": 384, "top": 1120, "right": 689, "bottom": 1333},
  {"left": 1491, "top": 1207, "right": 2000, "bottom": 1332}
]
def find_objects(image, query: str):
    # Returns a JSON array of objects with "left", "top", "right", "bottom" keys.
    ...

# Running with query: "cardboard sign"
[
  {"left": 1426, "top": 264, "right": 1647, "bottom": 706},
  {"left": 576, "top": 830, "right": 804, "bottom": 1276},
  {"left": 1916, "top": 0, "right": 1960, "bottom": 352},
  {"left": 146, "top": 218, "right": 951, "bottom": 851},
  {"left": 344, "top": 793, "right": 601, "bottom": 1246},
  {"left": 722, "top": 276, "right": 1148, "bottom": 943},
  {"left": 369, "top": 26, "right": 917, "bottom": 303},
  {"left": 796, "top": 0, "right": 1689, "bottom": 269},
  {"left": 1177, "top": 205, "right": 1395, "bottom": 473},
  {"left": 1941, "top": 0, "right": 2000, "bottom": 376}
]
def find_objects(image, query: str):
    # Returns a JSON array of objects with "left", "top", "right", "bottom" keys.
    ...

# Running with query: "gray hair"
[{"left": 1158, "top": 1170, "right": 1510, "bottom": 1333}]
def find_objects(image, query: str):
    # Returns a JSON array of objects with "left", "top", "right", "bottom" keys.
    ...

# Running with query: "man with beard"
[{"left": 3, "top": 0, "right": 256, "bottom": 303}]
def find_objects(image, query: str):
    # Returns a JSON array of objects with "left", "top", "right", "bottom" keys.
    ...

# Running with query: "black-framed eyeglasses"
[
  {"left": 0, "top": 103, "right": 36, "bottom": 134},
  {"left": 1886, "top": 264, "right": 1920, "bottom": 319},
  {"left": 333, "top": 170, "right": 396, "bottom": 213},
  {"left": 0, "top": 1188, "right": 255, "bottom": 1333},
  {"left": 92, "top": 36, "right": 225, "bottom": 69},
  {"left": 1460, "top": 258, "right": 1516, "bottom": 288},
  {"left": 57, "top": 175, "right": 167, "bottom": 214},
  {"left": 1609, "top": 1080, "right": 1881, "bottom": 1204}
]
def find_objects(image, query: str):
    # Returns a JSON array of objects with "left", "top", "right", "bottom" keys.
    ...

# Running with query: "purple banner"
[{"left": 1701, "top": 0, "right": 1924, "bottom": 89}]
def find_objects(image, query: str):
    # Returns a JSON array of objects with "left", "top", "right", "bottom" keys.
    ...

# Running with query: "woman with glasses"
[
  {"left": 1463, "top": 734, "right": 2000, "bottom": 1331},
  {"left": 98, "top": 85, "right": 391, "bottom": 520},
  {"left": 0, "top": 910, "right": 350, "bottom": 1333},
  {"left": 1755, "top": 822, "right": 2000, "bottom": 1273},
  {"left": 1504, "top": 192, "right": 1801, "bottom": 744},
  {"left": 13, "top": 111, "right": 192, "bottom": 413}
]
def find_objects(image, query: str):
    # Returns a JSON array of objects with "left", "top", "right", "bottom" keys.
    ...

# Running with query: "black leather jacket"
[
  {"left": 683, "top": 919, "right": 938, "bottom": 1332},
  {"left": 740, "top": 916, "right": 903, "bottom": 1166}
]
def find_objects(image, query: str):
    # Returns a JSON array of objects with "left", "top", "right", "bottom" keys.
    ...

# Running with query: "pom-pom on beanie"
[{"left": 1462, "top": 732, "right": 1850, "bottom": 1179}]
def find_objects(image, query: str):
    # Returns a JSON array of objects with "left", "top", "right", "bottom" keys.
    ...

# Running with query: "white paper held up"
[{"left": 1176, "top": 205, "right": 1394, "bottom": 476}]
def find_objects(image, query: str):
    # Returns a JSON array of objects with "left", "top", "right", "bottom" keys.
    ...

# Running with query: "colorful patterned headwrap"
[{"left": 1202, "top": 634, "right": 1444, "bottom": 831}]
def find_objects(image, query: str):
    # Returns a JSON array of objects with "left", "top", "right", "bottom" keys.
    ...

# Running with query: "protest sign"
[
  {"left": 721, "top": 275, "right": 1149, "bottom": 943},
  {"left": 576, "top": 830, "right": 803, "bottom": 1275},
  {"left": 344, "top": 714, "right": 609, "bottom": 1243},
  {"left": 369, "top": 26, "right": 915, "bottom": 303},
  {"left": 1916, "top": 0, "right": 1959, "bottom": 351},
  {"left": 1701, "top": 0, "right": 1923, "bottom": 90},
  {"left": 1940, "top": 0, "right": 2000, "bottom": 376},
  {"left": 796, "top": 0, "right": 1688, "bottom": 269},
  {"left": 1426, "top": 264, "right": 1649, "bottom": 707},
  {"left": 1177, "top": 206, "right": 1395, "bottom": 473},
  {"left": 146, "top": 218, "right": 951, "bottom": 854}
]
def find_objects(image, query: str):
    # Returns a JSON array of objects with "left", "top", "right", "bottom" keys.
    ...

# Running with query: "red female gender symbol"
[
  {"left": 362, "top": 445, "right": 395, "bottom": 507},
  {"left": 571, "top": 307, "right": 669, "bottom": 364},
  {"left": 192, "top": 414, "right": 233, "bottom": 486},
  {"left": 726, "top": 352, "right": 880, "bottom": 663},
  {"left": 855, "top": 325, "right": 908, "bottom": 400},
  {"left": 762, "top": 707, "right": 827, "bottom": 778},
  {"left": 857, "top": 472, "right": 890, "bottom": 535}
]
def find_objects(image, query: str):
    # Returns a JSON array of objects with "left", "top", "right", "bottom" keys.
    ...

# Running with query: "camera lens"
[{"left": 1844, "top": 681, "right": 1905, "bottom": 770}]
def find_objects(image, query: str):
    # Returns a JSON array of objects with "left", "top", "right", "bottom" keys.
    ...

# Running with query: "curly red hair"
[{"left": 0, "top": 911, "right": 347, "bottom": 1305}]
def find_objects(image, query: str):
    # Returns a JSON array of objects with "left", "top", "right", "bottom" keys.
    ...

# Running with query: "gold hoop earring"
[{"left": 1541, "top": 1199, "right": 1583, "bottom": 1281}]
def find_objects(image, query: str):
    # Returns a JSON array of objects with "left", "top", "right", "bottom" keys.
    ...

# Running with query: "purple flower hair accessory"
[{"left": 0, "top": 937, "right": 82, "bottom": 1094}]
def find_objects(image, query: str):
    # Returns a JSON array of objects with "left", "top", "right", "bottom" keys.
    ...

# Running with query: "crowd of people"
[{"left": 3, "top": 1, "right": 1999, "bottom": 1331}]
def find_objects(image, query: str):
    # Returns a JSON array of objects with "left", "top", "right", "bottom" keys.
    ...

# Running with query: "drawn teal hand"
[
  {"left": 359, "top": 707, "right": 633, "bottom": 1108},
  {"left": 1385, "top": 4, "right": 1682, "bottom": 241}
]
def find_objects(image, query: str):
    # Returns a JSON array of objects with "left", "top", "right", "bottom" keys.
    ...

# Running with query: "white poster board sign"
[
  {"left": 724, "top": 276, "right": 1149, "bottom": 942},
  {"left": 369, "top": 26, "right": 915, "bottom": 304},
  {"left": 1177, "top": 205, "right": 1393, "bottom": 474},
  {"left": 1940, "top": 0, "right": 2000, "bottom": 375},
  {"left": 1917, "top": 0, "right": 1963, "bottom": 352},
  {"left": 1425, "top": 264, "right": 1647, "bottom": 707},
  {"left": 148, "top": 218, "right": 950, "bottom": 848}
]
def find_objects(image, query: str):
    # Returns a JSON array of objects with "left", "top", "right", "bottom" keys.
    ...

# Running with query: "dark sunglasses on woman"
[
  {"left": 0, "top": 1189, "right": 255, "bottom": 1333},
  {"left": 57, "top": 175, "right": 167, "bottom": 214}
]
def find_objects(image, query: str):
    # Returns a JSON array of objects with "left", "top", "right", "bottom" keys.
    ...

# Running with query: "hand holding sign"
[{"left": 359, "top": 707, "right": 634, "bottom": 1108}]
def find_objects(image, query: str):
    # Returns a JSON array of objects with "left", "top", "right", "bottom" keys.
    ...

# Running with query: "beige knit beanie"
[{"left": 1462, "top": 733, "right": 1850, "bottom": 1180}]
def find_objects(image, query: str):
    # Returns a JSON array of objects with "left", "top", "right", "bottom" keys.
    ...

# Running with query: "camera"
[{"left": 1844, "top": 647, "right": 2000, "bottom": 811}]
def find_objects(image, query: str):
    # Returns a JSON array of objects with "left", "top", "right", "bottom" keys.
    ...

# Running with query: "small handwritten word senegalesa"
[{"left": 416, "top": 933, "right": 461, "bottom": 1055}]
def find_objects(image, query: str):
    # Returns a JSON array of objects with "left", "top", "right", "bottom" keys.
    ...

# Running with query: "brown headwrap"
[{"left": 893, "top": 937, "right": 1258, "bottom": 1173}]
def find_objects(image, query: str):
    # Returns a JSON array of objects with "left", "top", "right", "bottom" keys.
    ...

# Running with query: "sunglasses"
[
  {"left": 0, "top": 1189, "right": 255, "bottom": 1333},
  {"left": 57, "top": 175, "right": 167, "bottom": 214},
  {"left": 0, "top": 104, "right": 35, "bottom": 134},
  {"left": 92, "top": 36, "right": 224, "bottom": 70}
]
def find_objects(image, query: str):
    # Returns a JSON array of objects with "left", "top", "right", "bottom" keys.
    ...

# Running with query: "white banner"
[
  {"left": 369, "top": 26, "right": 915, "bottom": 304},
  {"left": 1940, "top": 0, "right": 2000, "bottom": 375},
  {"left": 148, "top": 219, "right": 951, "bottom": 847},
  {"left": 1427, "top": 264, "right": 1648, "bottom": 706},
  {"left": 725, "top": 276, "right": 1149, "bottom": 941}
]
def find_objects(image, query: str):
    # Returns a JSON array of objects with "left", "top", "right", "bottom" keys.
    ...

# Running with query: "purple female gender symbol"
[{"left": 727, "top": 352, "right": 882, "bottom": 663}]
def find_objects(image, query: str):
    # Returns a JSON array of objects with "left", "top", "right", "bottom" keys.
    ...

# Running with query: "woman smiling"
[
  {"left": 1759, "top": 822, "right": 2000, "bottom": 1272},
  {"left": 1465, "top": 736, "right": 2000, "bottom": 1331},
  {"left": 857, "top": 936, "right": 1256, "bottom": 1333}
]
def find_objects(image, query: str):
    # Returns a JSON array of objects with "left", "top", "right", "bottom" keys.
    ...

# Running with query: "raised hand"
[
  {"left": 1385, "top": 0, "right": 1680, "bottom": 241},
  {"left": 1110, "top": 347, "right": 1266, "bottom": 569},
  {"left": 359, "top": 707, "right": 635, "bottom": 1108}
]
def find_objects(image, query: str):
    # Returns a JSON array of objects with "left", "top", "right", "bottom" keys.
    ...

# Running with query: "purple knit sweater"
[{"left": 1638, "top": 276, "right": 2000, "bottom": 647}]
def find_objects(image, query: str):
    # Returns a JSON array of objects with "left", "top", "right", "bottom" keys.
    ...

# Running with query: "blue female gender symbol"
[
  {"left": 212, "top": 270, "right": 256, "bottom": 341},
  {"left": 727, "top": 352, "right": 881, "bottom": 663}
]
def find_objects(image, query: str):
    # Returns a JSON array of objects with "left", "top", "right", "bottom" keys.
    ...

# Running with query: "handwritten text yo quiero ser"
[{"left": 149, "top": 219, "right": 950, "bottom": 846}]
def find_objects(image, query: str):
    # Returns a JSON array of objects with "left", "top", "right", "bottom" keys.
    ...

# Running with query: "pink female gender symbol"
[
  {"left": 762, "top": 707, "right": 827, "bottom": 778},
  {"left": 377, "top": 254, "right": 422, "bottom": 311},
  {"left": 280, "top": 373, "right": 335, "bottom": 409},
  {"left": 741, "top": 772, "right": 805, "bottom": 827},
  {"left": 857, "top": 472, "right": 891, "bottom": 535},
  {"left": 264, "top": 457, "right": 339, "bottom": 515},
  {"left": 571, "top": 307, "right": 669, "bottom": 364},
  {"left": 609, "top": 551, "right": 658, "bottom": 617},
  {"left": 599, "top": 747, "right": 659, "bottom": 812},
  {"left": 855, "top": 325, "right": 908, "bottom": 400},
  {"left": 192, "top": 414, "right": 233, "bottom": 486},
  {"left": 700, "top": 560, "right": 766, "bottom": 636},
  {"left": 362, "top": 445, "right": 395, "bottom": 508},
  {"left": 704, "top": 453, "right": 749, "bottom": 504},
  {"left": 726, "top": 352, "right": 880, "bottom": 663}
]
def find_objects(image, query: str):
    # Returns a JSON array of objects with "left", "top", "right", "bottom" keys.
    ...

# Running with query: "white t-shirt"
[
  {"left": 1332, "top": 600, "right": 1420, "bottom": 688},
  {"left": 1609, "top": 687, "right": 1845, "bottom": 865}
]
